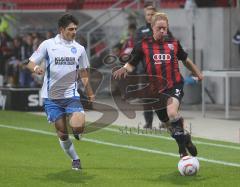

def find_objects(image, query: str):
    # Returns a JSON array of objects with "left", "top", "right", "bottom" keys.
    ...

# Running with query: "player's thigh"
[
  {"left": 43, "top": 98, "right": 69, "bottom": 139},
  {"left": 65, "top": 97, "right": 85, "bottom": 128},
  {"left": 165, "top": 86, "right": 183, "bottom": 118},
  {"left": 166, "top": 97, "right": 180, "bottom": 118},
  {"left": 43, "top": 98, "right": 66, "bottom": 123}
]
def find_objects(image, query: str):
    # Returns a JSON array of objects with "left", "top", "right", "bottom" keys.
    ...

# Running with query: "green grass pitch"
[{"left": 0, "top": 111, "right": 239, "bottom": 187}]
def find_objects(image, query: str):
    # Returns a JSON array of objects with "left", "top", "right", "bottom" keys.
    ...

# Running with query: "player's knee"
[
  {"left": 70, "top": 112, "right": 85, "bottom": 128},
  {"left": 72, "top": 126, "right": 85, "bottom": 134},
  {"left": 167, "top": 99, "right": 179, "bottom": 120},
  {"left": 167, "top": 109, "right": 178, "bottom": 120}
]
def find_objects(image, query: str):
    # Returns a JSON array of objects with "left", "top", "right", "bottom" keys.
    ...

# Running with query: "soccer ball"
[{"left": 178, "top": 156, "right": 200, "bottom": 176}]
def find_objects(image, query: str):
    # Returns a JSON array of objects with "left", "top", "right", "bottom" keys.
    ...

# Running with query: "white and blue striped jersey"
[{"left": 29, "top": 34, "right": 90, "bottom": 99}]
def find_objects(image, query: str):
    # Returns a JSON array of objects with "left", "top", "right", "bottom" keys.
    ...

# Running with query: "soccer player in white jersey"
[{"left": 27, "top": 14, "right": 94, "bottom": 170}]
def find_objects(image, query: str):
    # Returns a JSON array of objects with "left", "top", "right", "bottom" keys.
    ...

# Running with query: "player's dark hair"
[
  {"left": 144, "top": 3, "right": 157, "bottom": 12},
  {"left": 144, "top": 1, "right": 157, "bottom": 11},
  {"left": 144, "top": 1, "right": 153, "bottom": 8},
  {"left": 58, "top": 14, "right": 79, "bottom": 28}
]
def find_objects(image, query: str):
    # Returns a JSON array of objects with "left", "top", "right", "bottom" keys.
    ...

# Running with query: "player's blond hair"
[{"left": 151, "top": 12, "right": 169, "bottom": 27}]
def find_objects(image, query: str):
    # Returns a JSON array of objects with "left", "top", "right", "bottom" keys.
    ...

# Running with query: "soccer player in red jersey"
[{"left": 113, "top": 12, "right": 203, "bottom": 158}]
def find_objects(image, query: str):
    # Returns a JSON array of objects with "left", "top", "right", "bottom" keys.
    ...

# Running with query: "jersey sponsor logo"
[
  {"left": 153, "top": 54, "right": 171, "bottom": 64},
  {"left": 168, "top": 44, "right": 174, "bottom": 50},
  {"left": 71, "top": 47, "right": 77, "bottom": 54},
  {"left": 55, "top": 57, "right": 76, "bottom": 65}
]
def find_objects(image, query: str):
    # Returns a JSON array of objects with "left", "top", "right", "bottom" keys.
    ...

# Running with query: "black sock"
[{"left": 170, "top": 117, "right": 187, "bottom": 157}]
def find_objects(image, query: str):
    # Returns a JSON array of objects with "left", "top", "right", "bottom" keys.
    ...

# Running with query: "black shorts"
[
  {"left": 162, "top": 84, "right": 184, "bottom": 103},
  {"left": 154, "top": 84, "right": 184, "bottom": 122}
]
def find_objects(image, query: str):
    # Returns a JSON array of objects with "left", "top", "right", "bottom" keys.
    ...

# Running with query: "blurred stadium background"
[
  {"left": 0, "top": 0, "right": 240, "bottom": 113},
  {"left": 0, "top": 1, "right": 240, "bottom": 186}
]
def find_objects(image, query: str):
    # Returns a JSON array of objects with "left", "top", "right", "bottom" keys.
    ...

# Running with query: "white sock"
[{"left": 59, "top": 138, "right": 79, "bottom": 160}]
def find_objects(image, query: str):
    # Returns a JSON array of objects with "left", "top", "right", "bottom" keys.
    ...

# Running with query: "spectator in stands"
[
  {"left": 32, "top": 33, "right": 45, "bottom": 87},
  {"left": 27, "top": 14, "right": 94, "bottom": 170},
  {"left": 0, "top": 31, "right": 12, "bottom": 76},
  {"left": 45, "top": 30, "right": 54, "bottom": 39},
  {"left": 113, "top": 12, "right": 203, "bottom": 158},
  {"left": 19, "top": 33, "right": 35, "bottom": 87},
  {"left": 5, "top": 33, "right": 44, "bottom": 87},
  {"left": 0, "top": 14, "right": 9, "bottom": 34},
  {"left": 2, "top": 32, "right": 60, "bottom": 87},
  {"left": 5, "top": 36, "right": 22, "bottom": 87},
  {"left": 0, "top": 14, "right": 15, "bottom": 37},
  {"left": 32, "top": 32, "right": 43, "bottom": 51}
]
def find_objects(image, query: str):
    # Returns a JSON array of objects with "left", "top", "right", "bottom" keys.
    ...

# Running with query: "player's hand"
[
  {"left": 191, "top": 73, "right": 203, "bottom": 82},
  {"left": 34, "top": 65, "right": 44, "bottom": 75},
  {"left": 194, "top": 73, "right": 203, "bottom": 81},
  {"left": 88, "top": 94, "right": 95, "bottom": 102},
  {"left": 113, "top": 67, "right": 128, "bottom": 79},
  {"left": 197, "top": 73, "right": 203, "bottom": 81}
]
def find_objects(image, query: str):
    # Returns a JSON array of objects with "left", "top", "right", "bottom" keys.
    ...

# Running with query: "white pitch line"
[
  {"left": 0, "top": 124, "right": 240, "bottom": 168},
  {"left": 104, "top": 127, "right": 240, "bottom": 150},
  {"left": 82, "top": 138, "right": 240, "bottom": 168}
]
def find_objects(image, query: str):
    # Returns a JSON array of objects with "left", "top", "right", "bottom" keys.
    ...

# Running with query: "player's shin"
[
  {"left": 184, "top": 131, "right": 198, "bottom": 156},
  {"left": 59, "top": 138, "right": 79, "bottom": 160},
  {"left": 169, "top": 117, "right": 188, "bottom": 158}
]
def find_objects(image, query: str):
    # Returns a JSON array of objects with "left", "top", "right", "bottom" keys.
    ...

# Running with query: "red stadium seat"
[
  {"left": 160, "top": 0, "right": 185, "bottom": 9},
  {"left": 1, "top": 0, "right": 146, "bottom": 10},
  {"left": 82, "top": 0, "right": 143, "bottom": 9},
  {"left": 1, "top": 0, "right": 81, "bottom": 10}
]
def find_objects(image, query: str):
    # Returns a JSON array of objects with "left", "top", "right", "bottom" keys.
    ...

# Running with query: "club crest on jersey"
[
  {"left": 175, "top": 89, "right": 181, "bottom": 97},
  {"left": 168, "top": 44, "right": 174, "bottom": 50},
  {"left": 71, "top": 47, "right": 77, "bottom": 54}
]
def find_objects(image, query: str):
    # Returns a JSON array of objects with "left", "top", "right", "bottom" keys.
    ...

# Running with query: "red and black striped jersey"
[{"left": 129, "top": 36, "right": 187, "bottom": 92}]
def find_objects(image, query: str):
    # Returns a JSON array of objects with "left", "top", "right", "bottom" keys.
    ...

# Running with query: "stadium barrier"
[{"left": 0, "top": 87, "right": 42, "bottom": 111}]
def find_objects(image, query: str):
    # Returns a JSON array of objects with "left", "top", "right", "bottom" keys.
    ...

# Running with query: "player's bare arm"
[
  {"left": 182, "top": 58, "right": 203, "bottom": 80},
  {"left": 79, "top": 69, "right": 95, "bottom": 102},
  {"left": 27, "top": 60, "right": 44, "bottom": 75}
]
